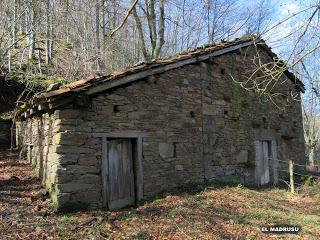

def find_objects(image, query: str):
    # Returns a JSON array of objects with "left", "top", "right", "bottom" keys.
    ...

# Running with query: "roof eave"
[{"left": 84, "top": 40, "right": 257, "bottom": 96}]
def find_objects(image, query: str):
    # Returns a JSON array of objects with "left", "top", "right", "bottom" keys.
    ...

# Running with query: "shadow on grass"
[
  {"left": 139, "top": 179, "right": 286, "bottom": 205},
  {"left": 0, "top": 176, "right": 39, "bottom": 205}
]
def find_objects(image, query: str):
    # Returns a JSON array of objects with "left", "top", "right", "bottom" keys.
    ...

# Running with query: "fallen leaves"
[{"left": 1, "top": 147, "right": 320, "bottom": 239}]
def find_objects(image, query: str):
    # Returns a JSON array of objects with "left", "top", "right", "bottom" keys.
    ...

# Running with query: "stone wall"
[
  {"left": 0, "top": 120, "right": 11, "bottom": 146},
  {"left": 87, "top": 64, "right": 204, "bottom": 197},
  {"left": 17, "top": 45, "right": 305, "bottom": 210},
  {"left": 200, "top": 49, "right": 305, "bottom": 184},
  {"left": 18, "top": 111, "right": 102, "bottom": 210}
]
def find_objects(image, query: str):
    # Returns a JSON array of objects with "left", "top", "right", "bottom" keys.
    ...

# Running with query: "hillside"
[{"left": 0, "top": 149, "right": 319, "bottom": 240}]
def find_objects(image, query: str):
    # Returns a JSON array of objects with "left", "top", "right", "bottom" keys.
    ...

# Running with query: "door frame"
[
  {"left": 94, "top": 131, "right": 148, "bottom": 208},
  {"left": 254, "top": 129, "right": 278, "bottom": 186}
]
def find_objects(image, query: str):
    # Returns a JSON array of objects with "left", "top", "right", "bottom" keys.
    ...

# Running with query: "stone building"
[{"left": 16, "top": 36, "right": 305, "bottom": 210}]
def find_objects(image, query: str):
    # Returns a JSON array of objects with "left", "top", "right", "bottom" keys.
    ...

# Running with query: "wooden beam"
[
  {"left": 136, "top": 136, "right": 144, "bottom": 201},
  {"left": 93, "top": 132, "right": 148, "bottom": 138},
  {"left": 102, "top": 137, "right": 108, "bottom": 208},
  {"left": 38, "top": 103, "right": 49, "bottom": 111},
  {"left": 29, "top": 108, "right": 38, "bottom": 115},
  {"left": 24, "top": 111, "right": 30, "bottom": 119},
  {"left": 48, "top": 97, "right": 74, "bottom": 109},
  {"left": 86, "top": 41, "right": 255, "bottom": 95}
]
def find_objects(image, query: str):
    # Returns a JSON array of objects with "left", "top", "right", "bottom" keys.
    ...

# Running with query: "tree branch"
[{"left": 109, "top": 0, "right": 139, "bottom": 37}]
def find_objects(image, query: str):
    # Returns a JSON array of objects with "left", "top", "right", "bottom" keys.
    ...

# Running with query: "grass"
[
  {"left": 1, "top": 149, "right": 320, "bottom": 239},
  {"left": 79, "top": 185, "right": 319, "bottom": 239}
]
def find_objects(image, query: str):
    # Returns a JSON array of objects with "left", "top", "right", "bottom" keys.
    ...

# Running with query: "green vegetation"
[
  {"left": 1, "top": 148, "right": 320, "bottom": 239},
  {"left": 4, "top": 71, "right": 67, "bottom": 89},
  {"left": 41, "top": 183, "right": 320, "bottom": 239}
]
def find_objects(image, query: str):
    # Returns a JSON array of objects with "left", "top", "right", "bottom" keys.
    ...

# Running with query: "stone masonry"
[{"left": 17, "top": 45, "right": 305, "bottom": 210}]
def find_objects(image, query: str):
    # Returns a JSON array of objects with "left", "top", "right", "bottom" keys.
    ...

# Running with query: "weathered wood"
[
  {"left": 289, "top": 160, "right": 294, "bottom": 193},
  {"left": 262, "top": 141, "right": 270, "bottom": 185},
  {"left": 29, "top": 108, "right": 38, "bottom": 115},
  {"left": 86, "top": 41, "right": 255, "bottom": 95},
  {"left": 48, "top": 97, "right": 74, "bottom": 109},
  {"left": 271, "top": 140, "right": 278, "bottom": 186},
  {"left": 97, "top": 132, "right": 145, "bottom": 203},
  {"left": 38, "top": 103, "right": 49, "bottom": 111},
  {"left": 101, "top": 137, "right": 108, "bottom": 208},
  {"left": 255, "top": 140, "right": 276, "bottom": 186},
  {"left": 136, "top": 137, "right": 143, "bottom": 201},
  {"left": 93, "top": 132, "right": 148, "bottom": 138},
  {"left": 24, "top": 111, "right": 30, "bottom": 118},
  {"left": 255, "top": 140, "right": 263, "bottom": 186},
  {"left": 107, "top": 139, "right": 135, "bottom": 210}
]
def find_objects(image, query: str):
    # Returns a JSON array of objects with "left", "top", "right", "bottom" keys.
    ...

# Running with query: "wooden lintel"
[{"left": 93, "top": 132, "right": 149, "bottom": 138}]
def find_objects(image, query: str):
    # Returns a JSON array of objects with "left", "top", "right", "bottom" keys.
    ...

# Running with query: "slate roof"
[{"left": 22, "top": 35, "right": 304, "bottom": 117}]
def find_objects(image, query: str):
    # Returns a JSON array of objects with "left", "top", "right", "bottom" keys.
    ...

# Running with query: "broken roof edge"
[
  {"left": 82, "top": 39, "right": 304, "bottom": 95},
  {"left": 20, "top": 35, "right": 305, "bottom": 119},
  {"left": 36, "top": 36, "right": 258, "bottom": 101}
]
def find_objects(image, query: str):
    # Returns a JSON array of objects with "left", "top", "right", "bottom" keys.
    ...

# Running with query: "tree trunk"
[
  {"left": 102, "top": 0, "right": 107, "bottom": 50},
  {"left": 308, "top": 146, "right": 315, "bottom": 166},
  {"left": 45, "top": 0, "right": 52, "bottom": 64},
  {"left": 25, "top": 0, "right": 35, "bottom": 60},
  {"left": 96, "top": 0, "right": 101, "bottom": 71},
  {"left": 154, "top": 0, "right": 165, "bottom": 58},
  {"left": 132, "top": 6, "right": 150, "bottom": 62},
  {"left": 13, "top": 0, "right": 18, "bottom": 47},
  {"left": 64, "top": 0, "right": 69, "bottom": 41},
  {"left": 146, "top": 0, "right": 157, "bottom": 56}
]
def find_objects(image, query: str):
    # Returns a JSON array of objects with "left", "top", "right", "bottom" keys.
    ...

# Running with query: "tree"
[
  {"left": 45, "top": 0, "right": 53, "bottom": 65},
  {"left": 109, "top": 0, "right": 165, "bottom": 62}
]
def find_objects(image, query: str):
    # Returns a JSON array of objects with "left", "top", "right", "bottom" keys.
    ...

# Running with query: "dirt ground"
[{"left": 1, "top": 147, "right": 320, "bottom": 240}]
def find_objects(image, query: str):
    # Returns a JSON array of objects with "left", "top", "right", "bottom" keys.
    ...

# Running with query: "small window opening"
[{"left": 113, "top": 105, "right": 120, "bottom": 113}]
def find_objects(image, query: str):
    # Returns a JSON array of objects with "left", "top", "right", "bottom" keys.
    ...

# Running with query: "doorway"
[
  {"left": 106, "top": 138, "right": 136, "bottom": 209},
  {"left": 255, "top": 139, "right": 278, "bottom": 186},
  {"left": 94, "top": 132, "right": 146, "bottom": 210}
]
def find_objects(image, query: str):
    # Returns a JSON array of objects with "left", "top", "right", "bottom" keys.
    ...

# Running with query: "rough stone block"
[
  {"left": 56, "top": 181, "right": 95, "bottom": 193},
  {"left": 236, "top": 150, "right": 249, "bottom": 163},
  {"left": 80, "top": 174, "right": 100, "bottom": 184},
  {"left": 47, "top": 153, "right": 79, "bottom": 165},
  {"left": 56, "top": 193, "right": 72, "bottom": 207},
  {"left": 52, "top": 132, "right": 87, "bottom": 146},
  {"left": 67, "top": 165, "right": 100, "bottom": 175},
  {"left": 78, "top": 154, "right": 98, "bottom": 166},
  {"left": 203, "top": 104, "right": 217, "bottom": 115},
  {"left": 50, "top": 145, "right": 96, "bottom": 154},
  {"left": 175, "top": 165, "right": 184, "bottom": 171},
  {"left": 159, "top": 143, "right": 174, "bottom": 158},
  {"left": 54, "top": 109, "right": 87, "bottom": 119}
]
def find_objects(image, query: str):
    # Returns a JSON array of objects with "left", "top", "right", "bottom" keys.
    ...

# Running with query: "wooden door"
[
  {"left": 261, "top": 141, "right": 270, "bottom": 185},
  {"left": 255, "top": 140, "right": 277, "bottom": 186},
  {"left": 107, "top": 139, "right": 135, "bottom": 210}
]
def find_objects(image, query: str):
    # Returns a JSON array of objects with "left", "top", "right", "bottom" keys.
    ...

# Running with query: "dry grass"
[{"left": 0, "top": 148, "right": 319, "bottom": 240}]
